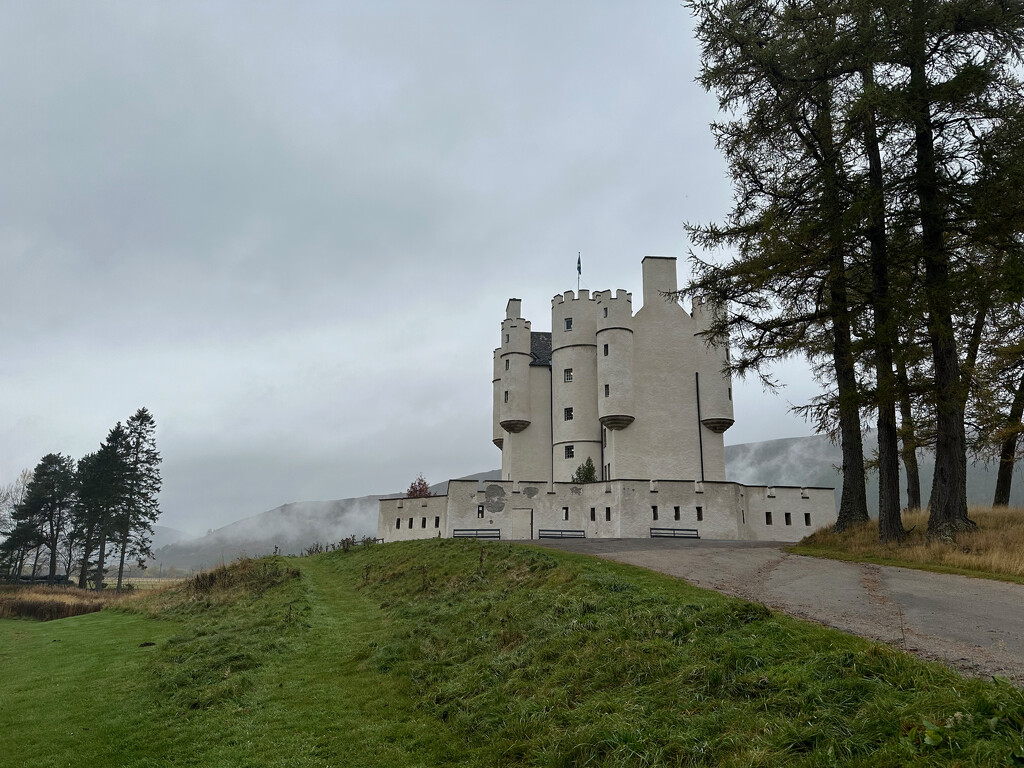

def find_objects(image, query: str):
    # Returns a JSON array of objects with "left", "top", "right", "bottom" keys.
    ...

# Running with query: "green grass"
[{"left": 3, "top": 542, "right": 1024, "bottom": 766}]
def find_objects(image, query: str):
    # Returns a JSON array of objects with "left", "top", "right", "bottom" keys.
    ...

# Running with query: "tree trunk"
[
  {"left": 93, "top": 528, "right": 108, "bottom": 590},
  {"left": 895, "top": 356, "right": 923, "bottom": 511},
  {"left": 77, "top": 521, "right": 96, "bottom": 590},
  {"left": 909, "top": 0, "right": 974, "bottom": 540},
  {"left": 862, "top": 65, "right": 905, "bottom": 543},
  {"left": 993, "top": 370, "right": 1024, "bottom": 506},
  {"left": 116, "top": 540, "right": 127, "bottom": 594}
]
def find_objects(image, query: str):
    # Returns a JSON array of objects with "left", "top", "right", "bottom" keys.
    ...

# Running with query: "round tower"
[
  {"left": 691, "top": 296, "right": 734, "bottom": 434},
  {"left": 595, "top": 289, "right": 635, "bottom": 430},
  {"left": 492, "top": 348, "right": 503, "bottom": 449},
  {"left": 498, "top": 299, "right": 532, "bottom": 434},
  {"left": 550, "top": 290, "right": 600, "bottom": 481}
]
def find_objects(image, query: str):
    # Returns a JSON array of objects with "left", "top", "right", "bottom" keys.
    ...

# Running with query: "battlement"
[{"left": 551, "top": 289, "right": 596, "bottom": 307}]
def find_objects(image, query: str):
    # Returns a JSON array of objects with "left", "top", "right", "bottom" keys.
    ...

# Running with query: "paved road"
[{"left": 537, "top": 538, "right": 1024, "bottom": 684}]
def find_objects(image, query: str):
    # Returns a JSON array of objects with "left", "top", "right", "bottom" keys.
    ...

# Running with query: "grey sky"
[{"left": 1, "top": 1, "right": 819, "bottom": 536}]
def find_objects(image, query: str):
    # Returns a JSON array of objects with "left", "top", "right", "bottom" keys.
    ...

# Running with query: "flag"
[{"left": 577, "top": 253, "right": 581, "bottom": 276}]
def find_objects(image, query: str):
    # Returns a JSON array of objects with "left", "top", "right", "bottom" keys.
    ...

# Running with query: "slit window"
[
  {"left": 590, "top": 507, "right": 595, "bottom": 521},
  {"left": 562, "top": 507, "right": 569, "bottom": 521},
  {"left": 565, "top": 445, "right": 575, "bottom": 459},
  {"left": 605, "top": 507, "right": 611, "bottom": 521},
  {"left": 674, "top": 506, "right": 680, "bottom": 521},
  {"left": 564, "top": 368, "right": 573, "bottom": 382},
  {"left": 696, "top": 505, "right": 703, "bottom": 522},
  {"left": 503, "top": 391, "right": 508, "bottom": 403},
  {"left": 603, "top": 307, "right": 608, "bottom": 318},
  {"left": 604, "top": 384, "right": 610, "bottom": 397},
  {"left": 765, "top": 511, "right": 773, "bottom": 525},
  {"left": 728, "top": 387, "right": 732, "bottom": 401},
  {"left": 505, "top": 333, "right": 509, "bottom": 343},
  {"left": 408, "top": 518, "right": 413, "bottom": 529},
  {"left": 434, "top": 516, "right": 440, "bottom": 528},
  {"left": 804, "top": 512, "right": 811, "bottom": 526},
  {"left": 505, "top": 359, "right": 509, "bottom": 370},
  {"left": 603, "top": 343, "right": 609, "bottom": 356},
  {"left": 396, "top": 518, "right": 401, "bottom": 529},
  {"left": 785, "top": 512, "right": 792, "bottom": 526},
  {"left": 652, "top": 505, "right": 658, "bottom": 521},
  {"left": 421, "top": 517, "right": 427, "bottom": 528},
  {"left": 564, "top": 407, "right": 574, "bottom": 421}
]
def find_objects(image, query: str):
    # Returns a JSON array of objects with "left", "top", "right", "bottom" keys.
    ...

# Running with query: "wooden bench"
[
  {"left": 650, "top": 527, "right": 700, "bottom": 539},
  {"left": 453, "top": 528, "right": 501, "bottom": 539},
  {"left": 537, "top": 529, "right": 586, "bottom": 539}
]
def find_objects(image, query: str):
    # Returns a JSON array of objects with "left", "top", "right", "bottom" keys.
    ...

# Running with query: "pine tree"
[
  {"left": 11, "top": 454, "right": 77, "bottom": 584},
  {"left": 114, "top": 409, "right": 162, "bottom": 593},
  {"left": 75, "top": 426, "right": 129, "bottom": 589},
  {"left": 571, "top": 458, "right": 598, "bottom": 484}
]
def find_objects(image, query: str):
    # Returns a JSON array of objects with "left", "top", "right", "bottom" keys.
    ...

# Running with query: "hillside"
[{"left": 4, "top": 541, "right": 1024, "bottom": 766}]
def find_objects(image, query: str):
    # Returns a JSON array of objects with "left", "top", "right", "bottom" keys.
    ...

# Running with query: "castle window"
[
  {"left": 505, "top": 333, "right": 509, "bottom": 343},
  {"left": 674, "top": 506, "right": 680, "bottom": 521},
  {"left": 785, "top": 512, "right": 792, "bottom": 526},
  {"left": 421, "top": 517, "right": 427, "bottom": 528},
  {"left": 565, "top": 445, "right": 574, "bottom": 459},
  {"left": 603, "top": 307, "right": 608, "bottom": 318},
  {"left": 565, "top": 317, "right": 573, "bottom": 331},
  {"left": 590, "top": 507, "right": 596, "bottom": 521},
  {"left": 434, "top": 516, "right": 440, "bottom": 528},
  {"left": 477, "top": 505, "right": 485, "bottom": 519},
  {"left": 396, "top": 518, "right": 401, "bottom": 529},
  {"left": 728, "top": 387, "right": 732, "bottom": 401},
  {"left": 804, "top": 513, "right": 811, "bottom": 526},
  {"left": 603, "top": 343, "right": 609, "bottom": 356},
  {"left": 696, "top": 506, "right": 703, "bottom": 522},
  {"left": 604, "top": 384, "right": 610, "bottom": 397},
  {"left": 652, "top": 505, "right": 658, "bottom": 521},
  {"left": 408, "top": 518, "right": 413, "bottom": 529},
  {"left": 505, "top": 359, "right": 509, "bottom": 370},
  {"left": 562, "top": 507, "right": 569, "bottom": 521},
  {"left": 605, "top": 507, "right": 611, "bottom": 521},
  {"left": 564, "top": 407, "right": 573, "bottom": 421},
  {"left": 504, "top": 391, "right": 509, "bottom": 403},
  {"left": 765, "top": 511, "right": 773, "bottom": 525},
  {"left": 564, "top": 368, "right": 573, "bottom": 382}
]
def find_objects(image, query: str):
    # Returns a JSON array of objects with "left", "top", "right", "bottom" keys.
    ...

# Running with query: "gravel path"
[{"left": 536, "top": 538, "right": 1024, "bottom": 684}]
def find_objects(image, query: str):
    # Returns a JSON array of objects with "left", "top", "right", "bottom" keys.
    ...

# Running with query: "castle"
[{"left": 378, "top": 257, "right": 837, "bottom": 542}]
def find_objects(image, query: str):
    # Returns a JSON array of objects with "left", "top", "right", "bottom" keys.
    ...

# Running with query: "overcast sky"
[{"left": 1, "top": 1, "right": 820, "bottom": 536}]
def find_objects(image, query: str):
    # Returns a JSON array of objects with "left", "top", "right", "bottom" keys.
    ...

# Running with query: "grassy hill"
[{"left": 3, "top": 540, "right": 1024, "bottom": 766}]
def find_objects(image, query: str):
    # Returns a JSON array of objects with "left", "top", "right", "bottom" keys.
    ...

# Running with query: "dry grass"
[
  {"left": 0, "top": 585, "right": 135, "bottom": 621},
  {"left": 793, "top": 506, "right": 1024, "bottom": 582}
]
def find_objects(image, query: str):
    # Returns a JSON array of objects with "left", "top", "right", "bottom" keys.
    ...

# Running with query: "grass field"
[
  {"left": 792, "top": 507, "right": 1024, "bottom": 583},
  {"left": 2, "top": 541, "right": 1024, "bottom": 766}
]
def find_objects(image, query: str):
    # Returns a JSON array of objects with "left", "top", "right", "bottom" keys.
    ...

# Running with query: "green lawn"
[{"left": 2, "top": 541, "right": 1024, "bottom": 767}]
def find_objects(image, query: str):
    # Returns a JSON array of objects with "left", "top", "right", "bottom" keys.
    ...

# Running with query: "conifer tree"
[{"left": 114, "top": 408, "right": 162, "bottom": 592}]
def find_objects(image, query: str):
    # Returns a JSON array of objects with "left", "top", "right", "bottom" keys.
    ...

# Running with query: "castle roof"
[{"left": 530, "top": 332, "right": 551, "bottom": 367}]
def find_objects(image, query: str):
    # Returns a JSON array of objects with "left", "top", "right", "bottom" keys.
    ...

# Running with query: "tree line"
[
  {"left": 0, "top": 407, "right": 162, "bottom": 591},
  {"left": 680, "top": 0, "right": 1024, "bottom": 542}
]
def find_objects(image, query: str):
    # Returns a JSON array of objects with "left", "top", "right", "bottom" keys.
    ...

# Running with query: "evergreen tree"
[
  {"left": 75, "top": 426, "right": 129, "bottom": 589},
  {"left": 10, "top": 454, "right": 77, "bottom": 584},
  {"left": 571, "top": 458, "right": 598, "bottom": 484},
  {"left": 114, "top": 408, "right": 161, "bottom": 593}
]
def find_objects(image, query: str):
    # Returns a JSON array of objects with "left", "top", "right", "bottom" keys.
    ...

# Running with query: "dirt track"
[{"left": 537, "top": 538, "right": 1024, "bottom": 684}]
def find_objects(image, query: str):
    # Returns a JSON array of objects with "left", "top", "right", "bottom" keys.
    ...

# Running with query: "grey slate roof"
[{"left": 530, "top": 332, "right": 552, "bottom": 367}]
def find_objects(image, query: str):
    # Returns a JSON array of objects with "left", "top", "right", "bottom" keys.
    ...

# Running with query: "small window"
[
  {"left": 590, "top": 507, "right": 596, "bottom": 521},
  {"left": 564, "top": 368, "right": 573, "bottom": 382},
  {"left": 804, "top": 512, "right": 811, "bottom": 526},
  {"left": 604, "top": 384, "right": 610, "bottom": 397},
  {"left": 505, "top": 359, "right": 509, "bottom": 370},
  {"left": 504, "top": 391, "right": 509, "bottom": 403},
  {"left": 421, "top": 517, "right": 427, "bottom": 528},
  {"left": 564, "top": 407, "right": 573, "bottom": 421},
  {"left": 728, "top": 387, "right": 732, "bottom": 401},
  {"left": 742, "top": 509, "right": 745, "bottom": 524},
  {"left": 674, "top": 506, "right": 680, "bottom": 521},
  {"left": 603, "top": 307, "right": 608, "bottom": 318},
  {"left": 477, "top": 505, "right": 485, "bottom": 519},
  {"left": 605, "top": 507, "right": 611, "bottom": 521},
  {"left": 434, "top": 516, "right": 440, "bottom": 528},
  {"left": 565, "top": 317, "right": 573, "bottom": 331},
  {"left": 603, "top": 343, "right": 609, "bottom": 356},
  {"left": 652, "top": 505, "right": 658, "bottom": 521},
  {"left": 396, "top": 518, "right": 401, "bottom": 529},
  {"left": 785, "top": 512, "right": 792, "bottom": 526},
  {"left": 408, "top": 517, "right": 413, "bottom": 529},
  {"left": 696, "top": 505, "right": 703, "bottom": 522},
  {"left": 565, "top": 445, "right": 574, "bottom": 459},
  {"left": 505, "top": 333, "right": 509, "bottom": 343},
  {"left": 765, "top": 511, "right": 773, "bottom": 525},
  {"left": 562, "top": 507, "right": 569, "bottom": 521}
]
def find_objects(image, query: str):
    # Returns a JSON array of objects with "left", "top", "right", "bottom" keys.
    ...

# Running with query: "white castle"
[{"left": 378, "top": 257, "right": 837, "bottom": 542}]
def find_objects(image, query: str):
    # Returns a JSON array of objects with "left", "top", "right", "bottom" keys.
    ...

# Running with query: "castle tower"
[
  {"left": 595, "top": 289, "right": 635, "bottom": 432},
  {"left": 550, "top": 290, "right": 601, "bottom": 482}
]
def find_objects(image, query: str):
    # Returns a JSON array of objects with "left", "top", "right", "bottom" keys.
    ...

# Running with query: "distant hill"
[{"left": 150, "top": 437, "right": 1023, "bottom": 571}]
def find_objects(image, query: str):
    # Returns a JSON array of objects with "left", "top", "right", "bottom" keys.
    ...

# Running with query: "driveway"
[{"left": 537, "top": 538, "right": 1024, "bottom": 684}]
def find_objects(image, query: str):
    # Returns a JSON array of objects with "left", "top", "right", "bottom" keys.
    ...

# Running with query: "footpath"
[{"left": 538, "top": 538, "right": 1024, "bottom": 684}]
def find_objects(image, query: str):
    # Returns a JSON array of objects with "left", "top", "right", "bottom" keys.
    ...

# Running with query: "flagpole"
[{"left": 577, "top": 251, "right": 581, "bottom": 292}]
